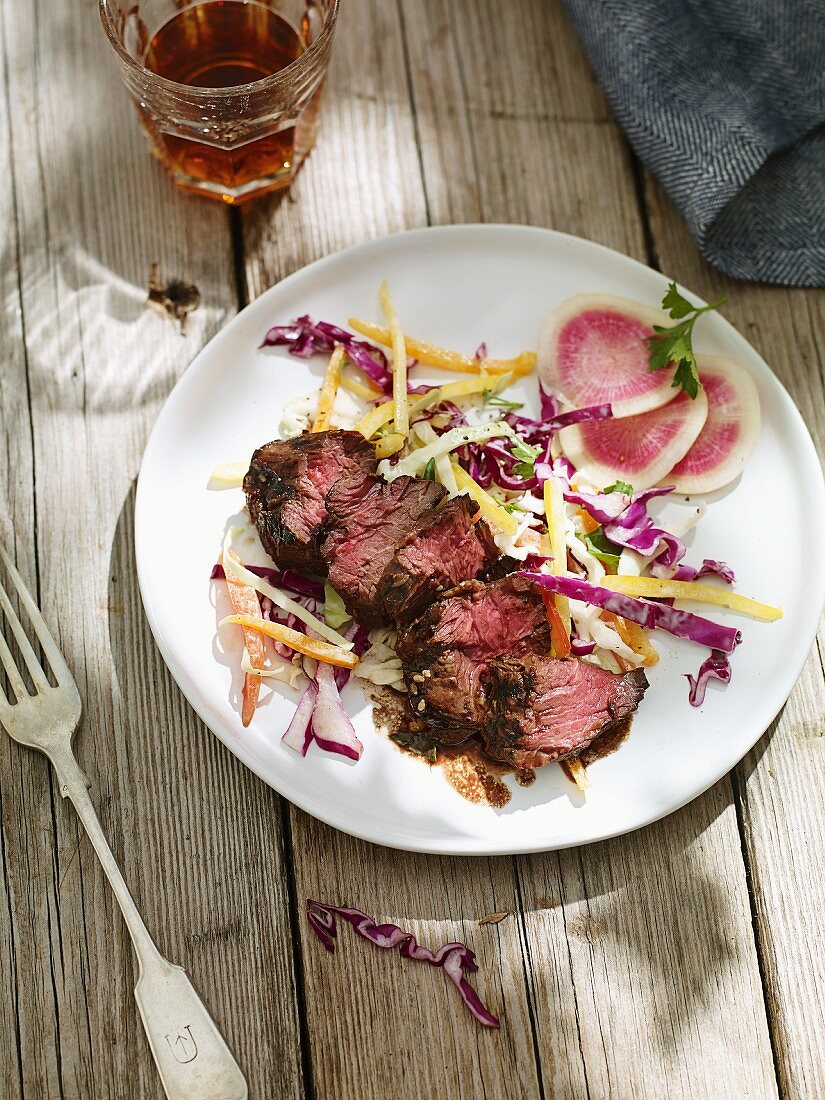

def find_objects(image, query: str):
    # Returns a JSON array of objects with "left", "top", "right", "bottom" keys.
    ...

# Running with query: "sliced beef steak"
[
  {"left": 483, "top": 655, "right": 648, "bottom": 769},
  {"left": 396, "top": 575, "right": 550, "bottom": 742},
  {"left": 378, "top": 496, "right": 499, "bottom": 624},
  {"left": 244, "top": 430, "right": 376, "bottom": 574},
  {"left": 322, "top": 474, "right": 447, "bottom": 627}
]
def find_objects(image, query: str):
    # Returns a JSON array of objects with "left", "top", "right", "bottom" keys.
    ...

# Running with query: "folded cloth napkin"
[{"left": 562, "top": 0, "right": 825, "bottom": 286}]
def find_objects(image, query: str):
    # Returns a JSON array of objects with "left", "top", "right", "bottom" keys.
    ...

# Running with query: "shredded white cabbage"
[
  {"left": 221, "top": 527, "right": 352, "bottom": 649},
  {"left": 354, "top": 628, "right": 406, "bottom": 690},
  {"left": 280, "top": 392, "right": 316, "bottom": 438},
  {"left": 413, "top": 422, "right": 458, "bottom": 495},
  {"left": 241, "top": 648, "right": 306, "bottom": 689},
  {"left": 379, "top": 421, "right": 511, "bottom": 481},
  {"left": 281, "top": 385, "right": 364, "bottom": 438}
]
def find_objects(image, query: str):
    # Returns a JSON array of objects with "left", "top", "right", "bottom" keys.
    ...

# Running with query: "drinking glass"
[{"left": 99, "top": 0, "right": 339, "bottom": 204}]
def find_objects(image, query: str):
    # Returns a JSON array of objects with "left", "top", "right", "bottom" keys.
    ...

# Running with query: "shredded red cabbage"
[
  {"left": 503, "top": 403, "right": 612, "bottom": 447},
  {"left": 474, "top": 341, "right": 488, "bottom": 360},
  {"left": 561, "top": 488, "right": 734, "bottom": 583},
  {"left": 673, "top": 559, "right": 736, "bottom": 584},
  {"left": 283, "top": 684, "right": 317, "bottom": 755},
  {"left": 260, "top": 315, "right": 421, "bottom": 395},
  {"left": 309, "top": 663, "right": 363, "bottom": 760},
  {"left": 686, "top": 650, "right": 732, "bottom": 706},
  {"left": 261, "top": 315, "right": 393, "bottom": 390},
  {"left": 211, "top": 562, "right": 325, "bottom": 601},
  {"left": 534, "top": 455, "right": 576, "bottom": 483},
  {"left": 570, "top": 638, "right": 597, "bottom": 656},
  {"left": 519, "top": 571, "right": 742, "bottom": 653},
  {"left": 306, "top": 901, "right": 500, "bottom": 1029},
  {"left": 539, "top": 385, "right": 558, "bottom": 421}
]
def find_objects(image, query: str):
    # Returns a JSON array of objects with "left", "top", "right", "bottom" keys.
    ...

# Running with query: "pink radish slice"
[
  {"left": 666, "top": 356, "right": 760, "bottom": 494},
  {"left": 559, "top": 386, "right": 708, "bottom": 491},
  {"left": 538, "top": 294, "right": 679, "bottom": 417}
]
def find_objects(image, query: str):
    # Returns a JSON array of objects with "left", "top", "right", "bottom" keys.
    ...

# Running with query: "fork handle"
[{"left": 50, "top": 744, "right": 248, "bottom": 1100}]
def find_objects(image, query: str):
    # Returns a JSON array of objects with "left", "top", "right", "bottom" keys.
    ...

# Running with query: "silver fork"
[{"left": 0, "top": 543, "right": 248, "bottom": 1100}]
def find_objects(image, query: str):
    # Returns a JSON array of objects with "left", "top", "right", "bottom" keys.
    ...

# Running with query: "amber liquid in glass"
[{"left": 142, "top": 1, "right": 310, "bottom": 201}]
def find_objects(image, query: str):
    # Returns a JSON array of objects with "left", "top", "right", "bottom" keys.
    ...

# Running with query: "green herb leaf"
[
  {"left": 661, "top": 282, "right": 695, "bottom": 319},
  {"left": 673, "top": 358, "right": 700, "bottom": 400},
  {"left": 422, "top": 457, "right": 437, "bottom": 481},
  {"left": 647, "top": 282, "right": 728, "bottom": 399},
  {"left": 323, "top": 582, "right": 351, "bottom": 629},
  {"left": 602, "top": 479, "right": 633, "bottom": 496},
  {"left": 483, "top": 390, "right": 524, "bottom": 412},
  {"left": 583, "top": 527, "right": 623, "bottom": 571}
]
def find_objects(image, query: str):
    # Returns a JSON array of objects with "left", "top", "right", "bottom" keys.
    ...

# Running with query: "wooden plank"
[
  {"left": 415, "top": 3, "right": 777, "bottom": 1094},
  {"left": 241, "top": 0, "right": 778, "bottom": 1096},
  {"left": 240, "top": 3, "right": 544, "bottom": 1098},
  {"left": 643, "top": 172, "right": 825, "bottom": 1097},
  {"left": 0, "top": 0, "right": 305, "bottom": 1096},
  {"left": 0, "top": 17, "right": 48, "bottom": 1097}
]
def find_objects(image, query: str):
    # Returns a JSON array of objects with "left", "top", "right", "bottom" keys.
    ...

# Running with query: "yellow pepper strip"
[
  {"left": 562, "top": 758, "right": 589, "bottom": 791},
  {"left": 339, "top": 367, "right": 381, "bottom": 402},
  {"left": 311, "top": 344, "right": 345, "bottom": 432},
  {"left": 348, "top": 317, "right": 536, "bottom": 377},
  {"left": 600, "top": 575, "right": 783, "bottom": 622},
  {"left": 356, "top": 398, "right": 395, "bottom": 439},
  {"left": 209, "top": 461, "right": 247, "bottom": 488},
  {"left": 220, "top": 615, "right": 359, "bottom": 669},
  {"left": 375, "top": 432, "right": 406, "bottom": 459},
  {"left": 357, "top": 372, "right": 512, "bottom": 439},
  {"left": 379, "top": 282, "right": 409, "bottom": 437},
  {"left": 451, "top": 462, "right": 518, "bottom": 535},
  {"left": 543, "top": 477, "right": 571, "bottom": 637}
]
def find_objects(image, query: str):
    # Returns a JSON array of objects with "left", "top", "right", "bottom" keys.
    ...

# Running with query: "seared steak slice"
[
  {"left": 322, "top": 474, "right": 447, "bottom": 628},
  {"left": 396, "top": 575, "right": 550, "bottom": 742},
  {"left": 483, "top": 656, "right": 648, "bottom": 769},
  {"left": 378, "top": 496, "right": 499, "bottom": 624},
  {"left": 244, "top": 430, "right": 376, "bottom": 574}
]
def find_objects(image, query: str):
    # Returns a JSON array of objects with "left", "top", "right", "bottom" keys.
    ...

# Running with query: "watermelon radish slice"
[
  {"left": 559, "top": 386, "right": 708, "bottom": 491},
  {"left": 538, "top": 294, "right": 679, "bottom": 417},
  {"left": 666, "top": 356, "right": 760, "bottom": 494}
]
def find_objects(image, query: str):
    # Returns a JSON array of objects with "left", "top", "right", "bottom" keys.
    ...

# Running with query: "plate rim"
[{"left": 135, "top": 222, "right": 825, "bottom": 855}]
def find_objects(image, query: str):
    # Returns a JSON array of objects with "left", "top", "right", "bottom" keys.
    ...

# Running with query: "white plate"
[{"left": 135, "top": 225, "right": 825, "bottom": 855}]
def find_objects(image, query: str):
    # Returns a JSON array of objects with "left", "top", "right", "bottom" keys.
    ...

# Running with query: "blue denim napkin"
[{"left": 562, "top": 0, "right": 825, "bottom": 286}]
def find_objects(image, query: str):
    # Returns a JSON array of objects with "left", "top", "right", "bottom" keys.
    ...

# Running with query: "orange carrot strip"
[
  {"left": 578, "top": 508, "right": 601, "bottom": 534},
  {"left": 223, "top": 549, "right": 265, "bottom": 726},
  {"left": 540, "top": 591, "right": 572, "bottom": 658}
]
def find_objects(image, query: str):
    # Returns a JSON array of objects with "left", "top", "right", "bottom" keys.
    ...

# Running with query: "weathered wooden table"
[{"left": 2, "top": 1, "right": 824, "bottom": 1096}]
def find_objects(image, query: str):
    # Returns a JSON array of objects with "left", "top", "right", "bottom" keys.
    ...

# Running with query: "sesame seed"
[
  {"left": 417, "top": 699, "right": 426, "bottom": 712},
  {"left": 412, "top": 673, "right": 425, "bottom": 683},
  {"left": 423, "top": 669, "right": 432, "bottom": 678}
]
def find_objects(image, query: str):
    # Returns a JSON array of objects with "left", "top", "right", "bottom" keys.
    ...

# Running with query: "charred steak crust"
[
  {"left": 321, "top": 474, "right": 448, "bottom": 628},
  {"left": 483, "top": 656, "right": 648, "bottom": 769},
  {"left": 378, "top": 496, "right": 499, "bottom": 624},
  {"left": 396, "top": 575, "right": 551, "bottom": 742},
  {"left": 244, "top": 430, "right": 376, "bottom": 574}
]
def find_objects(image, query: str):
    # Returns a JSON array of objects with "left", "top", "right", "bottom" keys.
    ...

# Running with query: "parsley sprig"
[{"left": 648, "top": 283, "right": 728, "bottom": 399}]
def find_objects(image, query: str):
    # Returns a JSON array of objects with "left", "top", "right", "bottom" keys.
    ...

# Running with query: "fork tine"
[
  {"left": 0, "top": 629, "right": 28, "bottom": 702},
  {"left": 0, "top": 579, "right": 50, "bottom": 691},
  {"left": 0, "top": 543, "right": 73, "bottom": 686}
]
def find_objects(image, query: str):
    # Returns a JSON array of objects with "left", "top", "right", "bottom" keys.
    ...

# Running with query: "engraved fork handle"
[{"left": 49, "top": 742, "right": 248, "bottom": 1100}]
